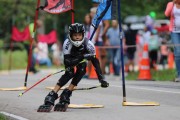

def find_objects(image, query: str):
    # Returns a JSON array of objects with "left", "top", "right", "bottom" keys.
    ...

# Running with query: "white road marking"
[
  {"left": 81, "top": 82, "right": 180, "bottom": 94},
  {"left": 0, "top": 111, "right": 29, "bottom": 120}
]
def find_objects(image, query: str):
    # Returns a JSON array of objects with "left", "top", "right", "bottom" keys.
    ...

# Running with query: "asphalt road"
[{"left": 0, "top": 70, "right": 180, "bottom": 120}]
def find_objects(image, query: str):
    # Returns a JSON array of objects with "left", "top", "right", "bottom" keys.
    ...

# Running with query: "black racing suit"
[
  {"left": 57, "top": 37, "right": 104, "bottom": 87},
  {"left": 41, "top": 37, "right": 108, "bottom": 109}
]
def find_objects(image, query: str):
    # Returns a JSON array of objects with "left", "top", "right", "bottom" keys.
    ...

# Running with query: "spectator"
[
  {"left": 124, "top": 23, "right": 137, "bottom": 72},
  {"left": 165, "top": 0, "right": 180, "bottom": 82},
  {"left": 51, "top": 42, "right": 61, "bottom": 66},
  {"left": 99, "top": 20, "right": 110, "bottom": 75},
  {"left": 89, "top": 7, "right": 109, "bottom": 74},
  {"left": 136, "top": 30, "right": 144, "bottom": 68},
  {"left": 159, "top": 40, "right": 169, "bottom": 68},
  {"left": 84, "top": 13, "right": 92, "bottom": 39},
  {"left": 36, "top": 42, "right": 52, "bottom": 67},
  {"left": 142, "top": 26, "right": 151, "bottom": 45},
  {"left": 148, "top": 29, "right": 160, "bottom": 69},
  {"left": 106, "top": 20, "right": 120, "bottom": 75},
  {"left": 145, "top": 11, "right": 156, "bottom": 32},
  {"left": 83, "top": 13, "right": 92, "bottom": 78},
  {"left": 89, "top": 7, "right": 103, "bottom": 45},
  {"left": 23, "top": 22, "right": 39, "bottom": 74}
]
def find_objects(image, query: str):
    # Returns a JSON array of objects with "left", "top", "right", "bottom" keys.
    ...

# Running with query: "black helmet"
[{"left": 68, "top": 23, "right": 85, "bottom": 47}]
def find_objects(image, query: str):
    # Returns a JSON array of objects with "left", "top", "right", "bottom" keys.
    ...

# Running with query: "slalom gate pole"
[
  {"left": 8, "top": 40, "right": 13, "bottom": 72},
  {"left": 24, "top": 0, "right": 41, "bottom": 87},
  {"left": 8, "top": 12, "right": 16, "bottom": 72},
  {"left": 71, "top": 0, "right": 75, "bottom": 24},
  {"left": 117, "top": 0, "right": 126, "bottom": 102},
  {"left": 116, "top": 0, "right": 160, "bottom": 106}
]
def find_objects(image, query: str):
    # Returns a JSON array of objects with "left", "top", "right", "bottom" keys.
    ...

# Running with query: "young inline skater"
[{"left": 37, "top": 23, "right": 109, "bottom": 112}]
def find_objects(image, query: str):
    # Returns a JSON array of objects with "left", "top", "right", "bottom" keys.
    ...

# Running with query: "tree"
[
  {"left": 0, "top": 0, "right": 171, "bottom": 43},
  {"left": 0, "top": 0, "right": 36, "bottom": 39}
]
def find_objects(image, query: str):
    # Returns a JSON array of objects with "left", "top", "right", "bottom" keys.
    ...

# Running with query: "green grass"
[
  {"left": 126, "top": 69, "right": 176, "bottom": 81},
  {"left": 0, "top": 50, "right": 27, "bottom": 70},
  {"left": 0, "top": 49, "right": 63, "bottom": 70},
  {"left": 0, "top": 40, "right": 3, "bottom": 48},
  {"left": 0, "top": 113, "right": 7, "bottom": 120}
]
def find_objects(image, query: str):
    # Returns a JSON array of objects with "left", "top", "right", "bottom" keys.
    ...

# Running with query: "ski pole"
[
  {"left": 18, "top": 70, "right": 63, "bottom": 97},
  {"left": 18, "top": 60, "right": 87, "bottom": 97},
  {"left": 73, "top": 85, "right": 101, "bottom": 91},
  {"left": 56, "top": 85, "right": 102, "bottom": 99}
]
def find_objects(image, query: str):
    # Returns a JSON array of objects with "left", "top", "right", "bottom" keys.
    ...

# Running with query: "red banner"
[
  {"left": 42, "top": 0, "right": 71, "bottom": 14},
  {"left": 37, "top": 30, "right": 57, "bottom": 44},
  {"left": 11, "top": 26, "right": 30, "bottom": 42},
  {"left": 155, "top": 25, "right": 169, "bottom": 32}
]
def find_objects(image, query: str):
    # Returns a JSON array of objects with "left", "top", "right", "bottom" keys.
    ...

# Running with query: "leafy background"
[{"left": 0, "top": 0, "right": 171, "bottom": 43}]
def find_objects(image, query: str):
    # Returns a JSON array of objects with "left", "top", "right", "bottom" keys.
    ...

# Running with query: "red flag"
[
  {"left": 40, "top": 0, "right": 71, "bottom": 14},
  {"left": 37, "top": 30, "right": 57, "bottom": 44},
  {"left": 11, "top": 26, "right": 30, "bottom": 42}
]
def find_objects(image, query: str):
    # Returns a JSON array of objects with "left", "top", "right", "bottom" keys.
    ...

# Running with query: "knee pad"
[
  {"left": 57, "top": 69, "right": 74, "bottom": 86},
  {"left": 77, "top": 62, "right": 87, "bottom": 72},
  {"left": 71, "top": 63, "right": 87, "bottom": 86},
  {"left": 77, "top": 65, "right": 87, "bottom": 75}
]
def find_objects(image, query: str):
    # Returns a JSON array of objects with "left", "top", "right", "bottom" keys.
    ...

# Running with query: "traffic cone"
[
  {"left": 109, "top": 62, "right": 114, "bottom": 74},
  {"left": 88, "top": 47, "right": 99, "bottom": 79},
  {"left": 88, "top": 65, "right": 98, "bottom": 79},
  {"left": 168, "top": 52, "right": 174, "bottom": 69},
  {"left": 138, "top": 44, "right": 152, "bottom": 80}
]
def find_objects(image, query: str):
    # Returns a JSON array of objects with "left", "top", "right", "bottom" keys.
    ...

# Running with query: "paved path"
[{"left": 0, "top": 69, "right": 180, "bottom": 120}]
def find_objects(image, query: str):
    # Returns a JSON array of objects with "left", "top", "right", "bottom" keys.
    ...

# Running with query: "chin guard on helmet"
[{"left": 68, "top": 23, "right": 85, "bottom": 47}]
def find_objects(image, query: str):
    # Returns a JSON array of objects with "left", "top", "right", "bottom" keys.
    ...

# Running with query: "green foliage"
[
  {"left": 0, "top": 0, "right": 36, "bottom": 41},
  {"left": 0, "top": 40, "right": 3, "bottom": 48},
  {"left": 121, "top": 0, "right": 171, "bottom": 19},
  {"left": 0, "top": 0, "right": 172, "bottom": 43}
]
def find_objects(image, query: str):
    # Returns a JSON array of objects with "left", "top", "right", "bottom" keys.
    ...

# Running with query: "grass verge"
[
  {"left": 0, "top": 113, "right": 7, "bottom": 120},
  {"left": 0, "top": 50, "right": 27, "bottom": 70},
  {"left": 126, "top": 69, "right": 176, "bottom": 81},
  {"left": 0, "top": 49, "right": 63, "bottom": 70}
]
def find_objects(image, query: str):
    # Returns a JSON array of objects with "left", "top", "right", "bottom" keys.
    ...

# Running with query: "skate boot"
[
  {"left": 37, "top": 91, "right": 58, "bottom": 112},
  {"left": 54, "top": 89, "right": 72, "bottom": 112}
]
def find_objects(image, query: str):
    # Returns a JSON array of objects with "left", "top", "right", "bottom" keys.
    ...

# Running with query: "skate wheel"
[
  {"left": 37, "top": 105, "right": 53, "bottom": 112},
  {"left": 54, "top": 103, "right": 61, "bottom": 111},
  {"left": 54, "top": 103, "right": 69, "bottom": 112},
  {"left": 61, "top": 104, "right": 68, "bottom": 112}
]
